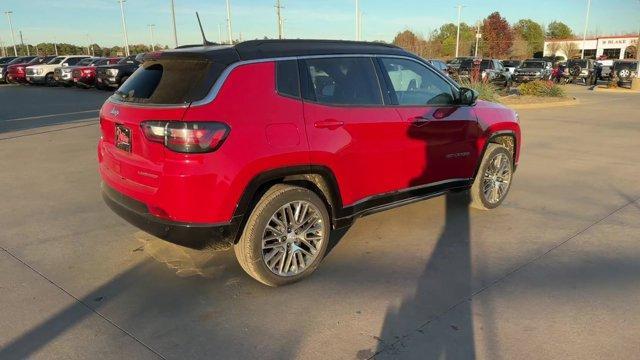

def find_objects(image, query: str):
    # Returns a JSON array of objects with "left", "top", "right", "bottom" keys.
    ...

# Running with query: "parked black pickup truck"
[{"left": 95, "top": 55, "right": 142, "bottom": 90}]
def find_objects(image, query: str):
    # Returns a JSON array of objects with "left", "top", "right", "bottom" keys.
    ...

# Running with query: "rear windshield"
[{"left": 113, "top": 59, "right": 225, "bottom": 104}]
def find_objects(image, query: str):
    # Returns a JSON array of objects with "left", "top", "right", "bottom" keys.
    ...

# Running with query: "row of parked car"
[
  {"left": 442, "top": 56, "right": 638, "bottom": 89},
  {"left": 0, "top": 54, "right": 142, "bottom": 89}
]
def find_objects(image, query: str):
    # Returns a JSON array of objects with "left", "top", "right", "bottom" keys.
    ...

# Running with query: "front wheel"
[
  {"left": 234, "top": 184, "right": 330, "bottom": 286},
  {"left": 45, "top": 73, "right": 56, "bottom": 87},
  {"left": 470, "top": 144, "right": 514, "bottom": 210}
]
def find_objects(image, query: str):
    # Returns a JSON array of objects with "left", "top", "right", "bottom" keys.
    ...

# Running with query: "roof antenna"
[{"left": 196, "top": 12, "right": 215, "bottom": 46}]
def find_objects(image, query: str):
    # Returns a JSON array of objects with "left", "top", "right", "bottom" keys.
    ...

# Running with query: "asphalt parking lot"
[{"left": 1, "top": 84, "right": 639, "bottom": 359}]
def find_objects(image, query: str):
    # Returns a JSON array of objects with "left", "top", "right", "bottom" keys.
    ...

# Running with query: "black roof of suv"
[{"left": 145, "top": 40, "right": 416, "bottom": 65}]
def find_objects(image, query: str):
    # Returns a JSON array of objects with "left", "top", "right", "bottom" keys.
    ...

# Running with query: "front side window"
[
  {"left": 380, "top": 57, "right": 455, "bottom": 106},
  {"left": 301, "top": 57, "right": 382, "bottom": 106}
]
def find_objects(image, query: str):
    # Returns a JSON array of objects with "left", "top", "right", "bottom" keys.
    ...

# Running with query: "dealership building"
[{"left": 543, "top": 34, "right": 638, "bottom": 60}]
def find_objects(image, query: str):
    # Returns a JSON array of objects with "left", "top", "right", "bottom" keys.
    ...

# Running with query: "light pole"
[
  {"left": 455, "top": 5, "right": 464, "bottom": 58},
  {"left": 474, "top": 22, "right": 481, "bottom": 58},
  {"left": 19, "top": 30, "right": 28, "bottom": 56},
  {"left": 5, "top": 11, "right": 18, "bottom": 56},
  {"left": 118, "top": 0, "right": 130, "bottom": 56},
  {"left": 53, "top": 39, "right": 58, "bottom": 56},
  {"left": 226, "top": 0, "right": 233, "bottom": 44},
  {"left": 355, "top": 0, "right": 360, "bottom": 41},
  {"left": 170, "top": 0, "right": 178, "bottom": 47},
  {"left": 275, "top": 0, "right": 284, "bottom": 39},
  {"left": 86, "top": 34, "right": 92, "bottom": 56},
  {"left": 148, "top": 24, "right": 156, "bottom": 51},
  {"left": 581, "top": 0, "right": 591, "bottom": 59}
]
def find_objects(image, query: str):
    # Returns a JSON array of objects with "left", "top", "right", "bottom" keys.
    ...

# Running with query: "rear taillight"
[{"left": 141, "top": 121, "right": 229, "bottom": 153}]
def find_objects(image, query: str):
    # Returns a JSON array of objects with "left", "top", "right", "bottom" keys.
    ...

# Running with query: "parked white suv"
[{"left": 26, "top": 55, "right": 90, "bottom": 86}]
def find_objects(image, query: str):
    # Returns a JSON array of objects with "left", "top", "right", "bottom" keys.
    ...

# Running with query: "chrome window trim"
[
  {"left": 109, "top": 53, "right": 459, "bottom": 109},
  {"left": 191, "top": 53, "right": 460, "bottom": 107}
]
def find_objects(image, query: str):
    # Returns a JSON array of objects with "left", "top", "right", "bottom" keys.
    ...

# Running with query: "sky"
[{"left": 1, "top": 0, "right": 639, "bottom": 48}]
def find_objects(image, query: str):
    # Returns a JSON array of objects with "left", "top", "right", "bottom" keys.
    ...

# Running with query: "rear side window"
[
  {"left": 276, "top": 60, "right": 300, "bottom": 98},
  {"left": 114, "top": 59, "right": 223, "bottom": 104},
  {"left": 301, "top": 57, "right": 382, "bottom": 106}
]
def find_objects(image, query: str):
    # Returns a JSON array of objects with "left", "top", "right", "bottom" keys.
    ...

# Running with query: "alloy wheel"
[
  {"left": 261, "top": 200, "right": 325, "bottom": 276},
  {"left": 482, "top": 153, "right": 512, "bottom": 204}
]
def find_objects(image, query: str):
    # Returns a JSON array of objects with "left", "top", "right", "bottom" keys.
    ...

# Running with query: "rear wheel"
[
  {"left": 234, "top": 184, "right": 330, "bottom": 286},
  {"left": 470, "top": 144, "right": 513, "bottom": 210}
]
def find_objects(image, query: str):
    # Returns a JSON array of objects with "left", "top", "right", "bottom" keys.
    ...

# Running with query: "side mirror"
[
  {"left": 459, "top": 87, "right": 479, "bottom": 105},
  {"left": 62, "top": 63, "right": 69, "bottom": 67}
]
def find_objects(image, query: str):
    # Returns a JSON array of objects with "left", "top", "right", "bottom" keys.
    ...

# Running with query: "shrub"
[
  {"left": 518, "top": 80, "right": 566, "bottom": 97},
  {"left": 459, "top": 80, "right": 500, "bottom": 102}
]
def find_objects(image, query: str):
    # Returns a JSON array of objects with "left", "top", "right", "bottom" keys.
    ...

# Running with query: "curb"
[
  {"left": 593, "top": 87, "right": 640, "bottom": 94},
  {"left": 502, "top": 98, "right": 580, "bottom": 110}
]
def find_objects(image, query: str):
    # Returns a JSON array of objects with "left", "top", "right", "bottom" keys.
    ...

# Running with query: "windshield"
[
  {"left": 113, "top": 58, "right": 223, "bottom": 104},
  {"left": 613, "top": 61, "right": 639, "bottom": 70},
  {"left": 521, "top": 61, "right": 544, "bottom": 69},
  {"left": 0, "top": 57, "right": 17, "bottom": 65},
  {"left": 26, "top": 57, "right": 44, "bottom": 65},
  {"left": 480, "top": 60, "right": 492, "bottom": 70},
  {"left": 48, "top": 57, "right": 65, "bottom": 65},
  {"left": 8, "top": 57, "right": 28, "bottom": 65},
  {"left": 503, "top": 60, "right": 521, "bottom": 67}
]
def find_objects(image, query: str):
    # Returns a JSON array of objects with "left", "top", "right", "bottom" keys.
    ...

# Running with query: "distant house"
[{"left": 543, "top": 35, "right": 638, "bottom": 60}]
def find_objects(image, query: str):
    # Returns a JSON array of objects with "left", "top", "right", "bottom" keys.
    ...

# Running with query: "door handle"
[
  {"left": 314, "top": 119, "right": 344, "bottom": 130},
  {"left": 410, "top": 116, "right": 433, "bottom": 127}
]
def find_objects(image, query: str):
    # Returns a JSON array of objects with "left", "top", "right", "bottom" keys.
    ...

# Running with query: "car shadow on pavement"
[
  {"left": 373, "top": 192, "right": 475, "bottom": 359},
  {"left": 0, "top": 255, "right": 304, "bottom": 360},
  {"left": 373, "top": 108, "right": 477, "bottom": 359}
]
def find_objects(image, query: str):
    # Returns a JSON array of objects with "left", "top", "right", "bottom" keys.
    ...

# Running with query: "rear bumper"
[{"left": 102, "top": 183, "right": 241, "bottom": 250}]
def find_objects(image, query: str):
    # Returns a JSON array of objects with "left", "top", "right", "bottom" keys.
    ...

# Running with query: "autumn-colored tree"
[
  {"left": 546, "top": 42, "right": 562, "bottom": 57},
  {"left": 546, "top": 21, "right": 574, "bottom": 39},
  {"left": 481, "top": 12, "right": 513, "bottom": 58},
  {"left": 392, "top": 30, "right": 441, "bottom": 59},
  {"left": 509, "top": 33, "right": 530, "bottom": 59},
  {"left": 560, "top": 41, "right": 580, "bottom": 59},
  {"left": 392, "top": 30, "right": 423, "bottom": 55},
  {"left": 513, "top": 19, "right": 545, "bottom": 56}
]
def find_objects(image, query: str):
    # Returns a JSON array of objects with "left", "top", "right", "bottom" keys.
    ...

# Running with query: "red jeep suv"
[{"left": 99, "top": 40, "right": 521, "bottom": 286}]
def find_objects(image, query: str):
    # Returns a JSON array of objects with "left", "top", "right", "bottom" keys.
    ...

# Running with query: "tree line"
[
  {"left": 1, "top": 43, "right": 168, "bottom": 58},
  {"left": 392, "top": 12, "right": 575, "bottom": 60}
]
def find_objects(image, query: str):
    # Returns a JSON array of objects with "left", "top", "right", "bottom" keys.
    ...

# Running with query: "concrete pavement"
[{"left": 0, "top": 84, "right": 638, "bottom": 359}]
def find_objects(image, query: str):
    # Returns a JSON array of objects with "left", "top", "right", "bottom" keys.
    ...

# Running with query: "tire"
[
  {"left": 470, "top": 143, "right": 514, "bottom": 210},
  {"left": 95, "top": 82, "right": 106, "bottom": 90},
  {"left": 45, "top": 73, "right": 56, "bottom": 87},
  {"left": 234, "top": 184, "right": 330, "bottom": 287},
  {"left": 118, "top": 76, "right": 129, "bottom": 89}
]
